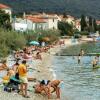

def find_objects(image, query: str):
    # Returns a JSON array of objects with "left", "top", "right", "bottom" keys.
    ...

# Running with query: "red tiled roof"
[
  {"left": 96, "top": 21, "right": 100, "bottom": 25},
  {"left": 26, "top": 16, "right": 46, "bottom": 23},
  {"left": 0, "top": 3, "right": 10, "bottom": 9}
]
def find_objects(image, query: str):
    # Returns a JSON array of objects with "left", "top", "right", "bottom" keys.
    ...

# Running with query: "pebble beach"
[{"left": 0, "top": 38, "right": 89, "bottom": 100}]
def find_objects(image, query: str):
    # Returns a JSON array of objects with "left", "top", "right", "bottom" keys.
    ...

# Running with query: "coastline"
[
  {"left": 0, "top": 38, "right": 88, "bottom": 100},
  {"left": 0, "top": 45, "right": 62, "bottom": 100}
]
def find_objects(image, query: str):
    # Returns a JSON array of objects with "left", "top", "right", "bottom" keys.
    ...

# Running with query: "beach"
[
  {"left": 0, "top": 43, "right": 64, "bottom": 100},
  {"left": 0, "top": 38, "right": 89, "bottom": 100}
]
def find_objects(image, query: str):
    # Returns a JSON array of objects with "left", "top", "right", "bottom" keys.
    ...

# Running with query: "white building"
[
  {"left": 75, "top": 20, "right": 81, "bottom": 31},
  {"left": 12, "top": 14, "right": 59, "bottom": 31},
  {"left": 12, "top": 17, "right": 47, "bottom": 31},
  {"left": 12, "top": 23, "right": 27, "bottom": 32},
  {"left": 42, "top": 14, "right": 58, "bottom": 29},
  {"left": 0, "top": 3, "right": 12, "bottom": 22}
]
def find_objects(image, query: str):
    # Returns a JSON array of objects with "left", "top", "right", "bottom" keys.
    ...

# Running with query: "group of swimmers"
[{"left": 77, "top": 49, "right": 100, "bottom": 68}]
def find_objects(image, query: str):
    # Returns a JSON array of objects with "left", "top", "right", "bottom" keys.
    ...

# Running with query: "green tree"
[
  {"left": 58, "top": 21, "right": 74, "bottom": 36},
  {"left": 88, "top": 16, "right": 93, "bottom": 32},
  {"left": 93, "top": 19, "right": 97, "bottom": 32},
  {"left": 97, "top": 25, "right": 100, "bottom": 33},
  {"left": 80, "top": 14, "right": 87, "bottom": 31},
  {"left": 0, "top": 10, "right": 11, "bottom": 30},
  {"left": 89, "top": 16, "right": 92, "bottom": 26}
]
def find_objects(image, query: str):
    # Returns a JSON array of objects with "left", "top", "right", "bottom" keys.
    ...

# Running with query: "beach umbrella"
[
  {"left": 42, "top": 37, "right": 50, "bottom": 42},
  {"left": 29, "top": 41, "right": 39, "bottom": 45}
]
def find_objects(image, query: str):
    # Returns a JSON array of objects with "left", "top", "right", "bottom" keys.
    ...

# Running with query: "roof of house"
[
  {"left": 0, "top": 3, "right": 10, "bottom": 9},
  {"left": 96, "top": 21, "right": 100, "bottom": 25},
  {"left": 26, "top": 16, "right": 46, "bottom": 23}
]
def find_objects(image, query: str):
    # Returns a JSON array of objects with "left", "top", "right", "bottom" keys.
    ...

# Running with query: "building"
[
  {"left": 12, "top": 13, "right": 59, "bottom": 31},
  {"left": 96, "top": 20, "right": 100, "bottom": 25},
  {"left": 75, "top": 19, "right": 81, "bottom": 31},
  {"left": 42, "top": 13, "right": 58, "bottom": 29},
  {"left": 0, "top": 3, "right": 12, "bottom": 21}
]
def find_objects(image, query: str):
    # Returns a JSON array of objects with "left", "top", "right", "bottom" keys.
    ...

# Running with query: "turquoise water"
[{"left": 52, "top": 42, "right": 100, "bottom": 100}]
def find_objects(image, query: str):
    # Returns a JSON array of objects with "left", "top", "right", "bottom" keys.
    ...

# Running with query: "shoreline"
[{"left": 0, "top": 38, "right": 88, "bottom": 100}]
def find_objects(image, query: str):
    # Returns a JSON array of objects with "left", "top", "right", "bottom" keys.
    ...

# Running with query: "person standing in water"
[
  {"left": 92, "top": 57, "right": 98, "bottom": 68},
  {"left": 78, "top": 54, "right": 81, "bottom": 64}
]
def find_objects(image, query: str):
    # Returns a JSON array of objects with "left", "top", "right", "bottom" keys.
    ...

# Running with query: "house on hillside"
[
  {"left": 74, "top": 19, "right": 81, "bottom": 31},
  {"left": 12, "top": 17, "right": 47, "bottom": 31},
  {"left": 12, "top": 13, "right": 59, "bottom": 31},
  {"left": 25, "top": 16, "right": 47, "bottom": 30},
  {"left": 0, "top": 3, "right": 12, "bottom": 21},
  {"left": 59, "top": 14, "right": 75, "bottom": 25},
  {"left": 96, "top": 20, "right": 100, "bottom": 25},
  {"left": 42, "top": 14, "right": 58, "bottom": 29}
]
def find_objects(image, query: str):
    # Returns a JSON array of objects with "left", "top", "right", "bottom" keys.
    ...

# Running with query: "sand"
[
  {"left": 0, "top": 46, "right": 61, "bottom": 100},
  {"left": 0, "top": 38, "right": 88, "bottom": 100}
]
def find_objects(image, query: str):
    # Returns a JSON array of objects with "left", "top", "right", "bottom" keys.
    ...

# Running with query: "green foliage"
[
  {"left": 80, "top": 14, "right": 87, "bottom": 31},
  {"left": 89, "top": 16, "right": 92, "bottom": 26},
  {"left": 0, "top": 29, "right": 26, "bottom": 57},
  {"left": 0, "top": 0, "right": 100, "bottom": 19},
  {"left": 93, "top": 19, "right": 97, "bottom": 32},
  {"left": 58, "top": 21, "right": 74, "bottom": 36},
  {"left": 0, "top": 10, "right": 12, "bottom": 31},
  {"left": 97, "top": 25, "right": 100, "bottom": 33},
  {"left": 80, "top": 31, "right": 89, "bottom": 35},
  {"left": 24, "top": 29, "right": 60, "bottom": 44}
]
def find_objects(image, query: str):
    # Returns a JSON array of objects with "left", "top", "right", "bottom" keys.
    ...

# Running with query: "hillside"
[{"left": 0, "top": 0, "right": 100, "bottom": 19}]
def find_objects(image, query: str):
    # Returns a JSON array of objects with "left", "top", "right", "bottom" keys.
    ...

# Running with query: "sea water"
[
  {"left": 52, "top": 42, "right": 100, "bottom": 100},
  {"left": 52, "top": 56, "right": 100, "bottom": 100}
]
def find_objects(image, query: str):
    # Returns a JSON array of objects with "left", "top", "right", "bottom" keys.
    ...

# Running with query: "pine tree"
[
  {"left": 89, "top": 16, "right": 92, "bottom": 26},
  {"left": 93, "top": 19, "right": 97, "bottom": 32},
  {"left": 80, "top": 14, "right": 87, "bottom": 31},
  {"left": 88, "top": 16, "right": 93, "bottom": 32}
]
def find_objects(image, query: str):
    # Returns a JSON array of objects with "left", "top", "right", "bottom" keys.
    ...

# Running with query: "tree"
[
  {"left": 0, "top": 10, "right": 11, "bottom": 30},
  {"left": 58, "top": 21, "right": 74, "bottom": 36},
  {"left": 80, "top": 14, "right": 87, "bottom": 31},
  {"left": 89, "top": 16, "right": 92, "bottom": 26},
  {"left": 88, "top": 16, "right": 93, "bottom": 32},
  {"left": 97, "top": 25, "right": 100, "bottom": 33},
  {"left": 93, "top": 19, "right": 97, "bottom": 32}
]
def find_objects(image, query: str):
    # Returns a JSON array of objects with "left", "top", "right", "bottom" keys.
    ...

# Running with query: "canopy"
[{"left": 29, "top": 41, "right": 39, "bottom": 45}]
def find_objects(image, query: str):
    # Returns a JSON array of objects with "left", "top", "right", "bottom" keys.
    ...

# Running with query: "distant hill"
[{"left": 0, "top": 0, "right": 100, "bottom": 19}]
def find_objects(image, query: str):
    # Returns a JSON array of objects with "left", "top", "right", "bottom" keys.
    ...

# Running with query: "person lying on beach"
[
  {"left": 0, "top": 60, "right": 7, "bottom": 71},
  {"left": 34, "top": 52, "right": 42, "bottom": 60},
  {"left": 34, "top": 80, "right": 62, "bottom": 99}
]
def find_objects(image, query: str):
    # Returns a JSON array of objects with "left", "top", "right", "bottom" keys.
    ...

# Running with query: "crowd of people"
[
  {"left": 0, "top": 41, "right": 63, "bottom": 99},
  {"left": 0, "top": 38, "right": 100, "bottom": 99}
]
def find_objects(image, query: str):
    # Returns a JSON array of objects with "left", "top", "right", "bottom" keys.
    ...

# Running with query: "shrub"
[{"left": 0, "top": 29, "right": 26, "bottom": 57}]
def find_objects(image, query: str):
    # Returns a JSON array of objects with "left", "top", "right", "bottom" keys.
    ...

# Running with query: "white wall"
[
  {"left": 13, "top": 23, "right": 27, "bottom": 32},
  {"left": 47, "top": 18, "right": 58, "bottom": 29}
]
